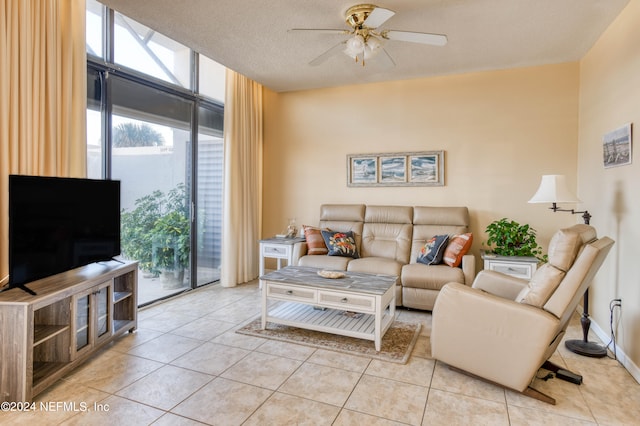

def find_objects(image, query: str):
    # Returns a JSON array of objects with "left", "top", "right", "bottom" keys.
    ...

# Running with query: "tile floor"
[{"left": 4, "top": 280, "right": 640, "bottom": 425}]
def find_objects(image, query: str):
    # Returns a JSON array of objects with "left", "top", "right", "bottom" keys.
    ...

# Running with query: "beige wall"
[
  {"left": 579, "top": 0, "right": 640, "bottom": 378},
  {"left": 263, "top": 62, "right": 579, "bottom": 260}
]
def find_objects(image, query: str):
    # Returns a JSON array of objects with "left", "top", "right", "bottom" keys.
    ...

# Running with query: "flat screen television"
[{"left": 7, "top": 175, "right": 121, "bottom": 295}]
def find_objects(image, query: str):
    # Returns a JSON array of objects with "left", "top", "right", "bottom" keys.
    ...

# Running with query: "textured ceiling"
[{"left": 98, "top": 0, "right": 630, "bottom": 93}]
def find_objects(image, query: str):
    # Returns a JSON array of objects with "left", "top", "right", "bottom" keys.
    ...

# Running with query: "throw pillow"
[
  {"left": 302, "top": 225, "right": 328, "bottom": 255},
  {"left": 417, "top": 235, "right": 449, "bottom": 265},
  {"left": 443, "top": 233, "right": 473, "bottom": 267},
  {"left": 321, "top": 230, "right": 359, "bottom": 258}
]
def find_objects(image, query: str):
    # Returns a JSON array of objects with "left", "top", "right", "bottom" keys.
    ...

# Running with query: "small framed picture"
[
  {"left": 603, "top": 123, "right": 632, "bottom": 168},
  {"left": 348, "top": 156, "right": 377, "bottom": 186},
  {"left": 409, "top": 152, "right": 443, "bottom": 185},
  {"left": 379, "top": 156, "right": 407, "bottom": 184}
]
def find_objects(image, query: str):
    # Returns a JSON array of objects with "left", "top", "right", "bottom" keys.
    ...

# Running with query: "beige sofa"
[{"left": 294, "top": 204, "right": 475, "bottom": 310}]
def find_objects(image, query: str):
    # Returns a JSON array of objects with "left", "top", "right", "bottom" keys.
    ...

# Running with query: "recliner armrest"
[
  {"left": 471, "top": 270, "right": 529, "bottom": 300},
  {"left": 461, "top": 254, "right": 476, "bottom": 285}
]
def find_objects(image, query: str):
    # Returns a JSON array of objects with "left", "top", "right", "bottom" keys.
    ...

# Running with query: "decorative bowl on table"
[{"left": 317, "top": 270, "right": 345, "bottom": 279}]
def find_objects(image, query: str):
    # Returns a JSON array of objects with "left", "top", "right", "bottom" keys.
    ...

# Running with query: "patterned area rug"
[{"left": 236, "top": 318, "right": 421, "bottom": 364}]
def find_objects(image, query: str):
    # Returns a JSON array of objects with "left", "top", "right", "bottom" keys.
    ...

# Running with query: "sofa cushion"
[
  {"left": 518, "top": 263, "right": 566, "bottom": 307},
  {"left": 417, "top": 235, "right": 449, "bottom": 265},
  {"left": 347, "top": 257, "right": 403, "bottom": 277},
  {"left": 321, "top": 230, "right": 359, "bottom": 258},
  {"left": 298, "top": 254, "right": 351, "bottom": 270},
  {"left": 302, "top": 225, "right": 328, "bottom": 255},
  {"left": 443, "top": 233, "right": 473, "bottom": 267},
  {"left": 401, "top": 263, "right": 465, "bottom": 291}
]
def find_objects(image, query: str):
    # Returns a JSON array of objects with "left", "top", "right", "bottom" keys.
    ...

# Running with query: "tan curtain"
[
  {"left": 220, "top": 69, "right": 263, "bottom": 287},
  {"left": 0, "top": 0, "right": 86, "bottom": 285}
]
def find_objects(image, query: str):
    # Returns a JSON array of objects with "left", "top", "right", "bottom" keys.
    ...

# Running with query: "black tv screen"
[{"left": 8, "top": 175, "right": 121, "bottom": 291}]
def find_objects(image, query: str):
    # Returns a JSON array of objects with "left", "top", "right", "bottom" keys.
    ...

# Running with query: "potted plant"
[
  {"left": 151, "top": 210, "right": 190, "bottom": 288},
  {"left": 483, "top": 218, "right": 545, "bottom": 261}
]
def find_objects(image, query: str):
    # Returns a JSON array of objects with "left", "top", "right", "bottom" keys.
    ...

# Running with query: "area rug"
[{"left": 236, "top": 318, "right": 421, "bottom": 364}]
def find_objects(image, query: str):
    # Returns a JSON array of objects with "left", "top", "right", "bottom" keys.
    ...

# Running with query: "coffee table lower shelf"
[{"left": 263, "top": 302, "right": 394, "bottom": 351}]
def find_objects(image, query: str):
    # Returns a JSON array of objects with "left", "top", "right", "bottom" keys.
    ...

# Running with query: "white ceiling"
[{"left": 99, "top": 0, "right": 630, "bottom": 93}]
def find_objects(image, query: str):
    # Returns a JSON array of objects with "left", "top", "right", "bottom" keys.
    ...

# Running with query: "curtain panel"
[
  {"left": 220, "top": 69, "right": 263, "bottom": 287},
  {"left": 0, "top": 0, "right": 86, "bottom": 285}
]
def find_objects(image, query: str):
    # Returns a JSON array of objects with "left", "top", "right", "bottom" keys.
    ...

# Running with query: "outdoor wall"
[
  {"left": 263, "top": 62, "right": 579, "bottom": 261},
  {"left": 578, "top": 0, "right": 640, "bottom": 380}
]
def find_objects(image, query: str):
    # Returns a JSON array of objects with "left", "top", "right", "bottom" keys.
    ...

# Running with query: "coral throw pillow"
[
  {"left": 302, "top": 225, "right": 328, "bottom": 255},
  {"left": 321, "top": 230, "right": 359, "bottom": 258},
  {"left": 417, "top": 235, "right": 449, "bottom": 265},
  {"left": 443, "top": 233, "right": 473, "bottom": 267}
]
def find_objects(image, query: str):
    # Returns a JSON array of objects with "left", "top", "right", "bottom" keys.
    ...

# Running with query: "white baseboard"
[{"left": 577, "top": 306, "right": 640, "bottom": 384}]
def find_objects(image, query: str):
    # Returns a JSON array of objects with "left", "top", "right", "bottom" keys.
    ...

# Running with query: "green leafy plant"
[
  {"left": 483, "top": 218, "right": 545, "bottom": 261},
  {"left": 120, "top": 184, "right": 190, "bottom": 276}
]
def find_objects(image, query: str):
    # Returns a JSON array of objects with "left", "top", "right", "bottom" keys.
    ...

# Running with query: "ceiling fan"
[{"left": 289, "top": 3, "right": 447, "bottom": 67}]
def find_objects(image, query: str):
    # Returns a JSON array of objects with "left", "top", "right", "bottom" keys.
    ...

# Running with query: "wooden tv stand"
[{"left": 0, "top": 261, "right": 138, "bottom": 402}]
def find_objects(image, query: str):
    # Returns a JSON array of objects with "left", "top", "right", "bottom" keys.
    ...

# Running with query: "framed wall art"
[
  {"left": 603, "top": 123, "right": 632, "bottom": 168},
  {"left": 347, "top": 150, "right": 444, "bottom": 187}
]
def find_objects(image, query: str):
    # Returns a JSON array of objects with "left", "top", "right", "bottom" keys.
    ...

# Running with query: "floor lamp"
[{"left": 529, "top": 175, "right": 607, "bottom": 358}]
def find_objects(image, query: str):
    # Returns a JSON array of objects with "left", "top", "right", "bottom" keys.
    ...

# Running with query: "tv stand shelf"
[{"left": 0, "top": 261, "right": 138, "bottom": 402}]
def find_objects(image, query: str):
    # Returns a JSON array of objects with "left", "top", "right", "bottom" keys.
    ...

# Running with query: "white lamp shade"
[{"left": 528, "top": 175, "right": 581, "bottom": 204}]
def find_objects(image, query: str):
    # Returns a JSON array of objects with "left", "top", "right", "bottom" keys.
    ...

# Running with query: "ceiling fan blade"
[
  {"left": 289, "top": 28, "right": 350, "bottom": 35},
  {"left": 309, "top": 41, "right": 346, "bottom": 66},
  {"left": 382, "top": 30, "right": 448, "bottom": 46},
  {"left": 364, "top": 7, "right": 395, "bottom": 28}
]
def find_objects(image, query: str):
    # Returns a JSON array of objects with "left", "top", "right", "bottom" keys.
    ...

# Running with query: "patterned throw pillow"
[
  {"left": 417, "top": 235, "right": 449, "bottom": 265},
  {"left": 302, "top": 225, "right": 328, "bottom": 255},
  {"left": 320, "top": 230, "right": 359, "bottom": 258},
  {"left": 443, "top": 233, "right": 473, "bottom": 267}
]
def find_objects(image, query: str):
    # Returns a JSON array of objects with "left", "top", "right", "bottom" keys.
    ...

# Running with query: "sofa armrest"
[
  {"left": 471, "top": 270, "right": 529, "bottom": 300},
  {"left": 461, "top": 254, "right": 475, "bottom": 285},
  {"left": 432, "top": 282, "right": 559, "bottom": 391},
  {"left": 291, "top": 242, "right": 307, "bottom": 266}
]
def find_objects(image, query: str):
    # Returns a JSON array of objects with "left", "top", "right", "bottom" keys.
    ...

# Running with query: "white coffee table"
[{"left": 260, "top": 266, "right": 397, "bottom": 351}]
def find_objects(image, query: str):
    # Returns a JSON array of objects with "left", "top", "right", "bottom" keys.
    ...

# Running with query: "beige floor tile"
[
  {"left": 116, "top": 365, "right": 213, "bottom": 410},
  {"left": 279, "top": 363, "right": 362, "bottom": 406},
  {"left": 0, "top": 382, "right": 109, "bottom": 425},
  {"left": 412, "top": 335, "right": 432, "bottom": 359},
  {"left": 171, "top": 377, "right": 272, "bottom": 425},
  {"left": 365, "top": 357, "right": 435, "bottom": 387},
  {"left": 170, "top": 341, "right": 250, "bottom": 375},
  {"left": 204, "top": 302, "right": 261, "bottom": 324},
  {"left": 152, "top": 412, "right": 209, "bottom": 425},
  {"left": 107, "top": 327, "right": 165, "bottom": 353},
  {"left": 423, "top": 388, "right": 509, "bottom": 425},
  {"left": 430, "top": 361, "right": 506, "bottom": 403},
  {"left": 244, "top": 392, "right": 340, "bottom": 425},
  {"left": 59, "top": 394, "right": 165, "bottom": 425},
  {"left": 137, "top": 311, "right": 203, "bottom": 333},
  {"left": 63, "top": 351, "right": 163, "bottom": 394},
  {"left": 345, "top": 374, "right": 428, "bottom": 425},
  {"left": 127, "top": 333, "right": 204, "bottom": 363},
  {"left": 221, "top": 351, "right": 302, "bottom": 390},
  {"left": 169, "top": 316, "right": 236, "bottom": 341},
  {"left": 307, "top": 348, "right": 371, "bottom": 373},
  {"left": 210, "top": 329, "right": 266, "bottom": 350},
  {"left": 255, "top": 338, "right": 316, "bottom": 361},
  {"left": 508, "top": 405, "right": 597, "bottom": 425},
  {"left": 333, "top": 409, "right": 407, "bottom": 425}
]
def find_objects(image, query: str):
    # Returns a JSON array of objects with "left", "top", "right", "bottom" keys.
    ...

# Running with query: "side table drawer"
[
  {"left": 487, "top": 262, "right": 535, "bottom": 280},
  {"left": 267, "top": 284, "right": 316, "bottom": 303},
  {"left": 262, "top": 244, "right": 290, "bottom": 258},
  {"left": 318, "top": 290, "right": 375, "bottom": 313}
]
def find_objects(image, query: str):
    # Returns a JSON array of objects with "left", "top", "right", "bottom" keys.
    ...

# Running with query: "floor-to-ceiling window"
[{"left": 86, "top": 0, "right": 225, "bottom": 305}]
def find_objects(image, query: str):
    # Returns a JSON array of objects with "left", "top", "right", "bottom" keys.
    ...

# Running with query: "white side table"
[
  {"left": 481, "top": 250, "right": 539, "bottom": 280},
  {"left": 259, "top": 237, "right": 305, "bottom": 278}
]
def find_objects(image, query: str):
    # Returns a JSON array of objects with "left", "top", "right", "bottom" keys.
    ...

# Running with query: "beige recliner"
[{"left": 431, "top": 224, "right": 614, "bottom": 404}]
